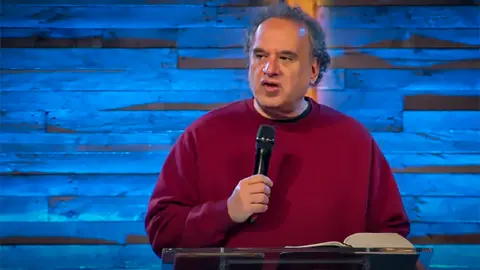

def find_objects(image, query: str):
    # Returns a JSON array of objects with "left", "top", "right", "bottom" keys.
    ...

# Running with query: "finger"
[
  {"left": 250, "top": 193, "right": 269, "bottom": 205},
  {"left": 251, "top": 204, "right": 268, "bottom": 214},
  {"left": 249, "top": 183, "right": 271, "bottom": 196},
  {"left": 248, "top": 175, "right": 273, "bottom": 187}
]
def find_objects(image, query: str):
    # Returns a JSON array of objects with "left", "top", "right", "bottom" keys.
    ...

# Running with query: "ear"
[{"left": 310, "top": 58, "right": 320, "bottom": 85}]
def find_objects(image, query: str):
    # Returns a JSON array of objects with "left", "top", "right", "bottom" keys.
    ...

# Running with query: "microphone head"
[{"left": 256, "top": 124, "right": 275, "bottom": 150}]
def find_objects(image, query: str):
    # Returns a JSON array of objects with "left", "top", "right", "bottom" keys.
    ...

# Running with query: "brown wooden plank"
[
  {"left": 2, "top": 28, "right": 478, "bottom": 49},
  {"left": 178, "top": 48, "right": 480, "bottom": 69},
  {"left": 0, "top": 111, "right": 46, "bottom": 133},
  {"left": 410, "top": 234, "right": 480, "bottom": 245},
  {"left": 404, "top": 95, "right": 480, "bottom": 111}
]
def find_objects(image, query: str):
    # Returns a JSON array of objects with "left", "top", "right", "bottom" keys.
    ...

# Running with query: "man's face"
[{"left": 248, "top": 17, "right": 319, "bottom": 113}]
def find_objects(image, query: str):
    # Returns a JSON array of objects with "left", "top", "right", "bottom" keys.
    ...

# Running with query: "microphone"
[{"left": 249, "top": 124, "right": 275, "bottom": 223}]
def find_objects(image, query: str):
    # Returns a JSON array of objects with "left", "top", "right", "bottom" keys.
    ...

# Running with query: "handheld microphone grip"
[{"left": 248, "top": 125, "right": 275, "bottom": 223}]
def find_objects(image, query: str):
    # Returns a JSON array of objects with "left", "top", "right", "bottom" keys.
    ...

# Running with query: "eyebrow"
[{"left": 252, "top": 48, "right": 299, "bottom": 58}]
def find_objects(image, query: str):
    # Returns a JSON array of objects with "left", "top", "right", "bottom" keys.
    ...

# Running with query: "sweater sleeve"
[
  {"left": 144, "top": 128, "right": 237, "bottom": 256},
  {"left": 366, "top": 139, "right": 411, "bottom": 238}
]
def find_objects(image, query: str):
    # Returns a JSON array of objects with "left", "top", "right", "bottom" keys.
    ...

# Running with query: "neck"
[{"left": 254, "top": 98, "right": 309, "bottom": 120}]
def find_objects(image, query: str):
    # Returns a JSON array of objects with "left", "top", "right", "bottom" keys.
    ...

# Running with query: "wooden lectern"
[{"left": 160, "top": 247, "right": 433, "bottom": 270}]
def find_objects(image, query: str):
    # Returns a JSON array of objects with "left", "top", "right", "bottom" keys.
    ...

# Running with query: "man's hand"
[{"left": 227, "top": 174, "right": 273, "bottom": 223}]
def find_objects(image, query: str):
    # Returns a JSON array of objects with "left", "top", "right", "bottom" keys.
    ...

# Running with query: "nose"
[{"left": 262, "top": 58, "right": 279, "bottom": 77}]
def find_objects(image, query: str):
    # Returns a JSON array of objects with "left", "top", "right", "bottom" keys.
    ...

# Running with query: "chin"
[{"left": 255, "top": 95, "right": 284, "bottom": 109}]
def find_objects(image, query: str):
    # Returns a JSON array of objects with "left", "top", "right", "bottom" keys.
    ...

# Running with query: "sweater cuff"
[{"left": 213, "top": 199, "right": 238, "bottom": 232}]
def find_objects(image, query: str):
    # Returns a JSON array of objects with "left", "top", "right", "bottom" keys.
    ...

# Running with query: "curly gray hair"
[{"left": 244, "top": 3, "right": 331, "bottom": 86}]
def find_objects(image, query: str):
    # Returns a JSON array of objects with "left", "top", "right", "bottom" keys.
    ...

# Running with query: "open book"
[{"left": 285, "top": 233, "right": 415, "bottom": 250}]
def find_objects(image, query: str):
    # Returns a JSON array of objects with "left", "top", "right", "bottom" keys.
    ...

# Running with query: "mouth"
[{"left": 261, "top": 80, "right": 281, "bottom": 92}]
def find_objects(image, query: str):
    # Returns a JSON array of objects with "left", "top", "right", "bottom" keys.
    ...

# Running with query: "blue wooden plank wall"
[{"left": 0, "top": 0, "right": 479, "bottom": 269}]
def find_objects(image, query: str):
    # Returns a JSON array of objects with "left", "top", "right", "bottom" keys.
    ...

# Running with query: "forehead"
[{"left": 252, "top": 18, "right": 310, "bottom": 51}]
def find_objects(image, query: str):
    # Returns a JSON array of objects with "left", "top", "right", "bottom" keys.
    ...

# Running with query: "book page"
[
  {"left": 344, "top": 233, "right": 414, "bottom": 249},
  {"left": 285, "top": 241, "right": 348, "bottom": 248}
]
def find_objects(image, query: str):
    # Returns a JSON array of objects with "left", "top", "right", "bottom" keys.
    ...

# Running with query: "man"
[{"left": 145, "top": 3, "right": 410, "bottom": 255}]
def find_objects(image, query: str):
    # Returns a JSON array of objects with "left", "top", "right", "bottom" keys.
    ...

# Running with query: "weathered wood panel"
[
  {"left": 0, "top": 245, "right": 161, "bottom": 269},
  {"left": 0, "top": 91, "right": 251, "bottom": 111},
  {"left": 1, "top": 0, "right": 276, "bottom": 6},
  {"left": 45, "top": 110, "right": 208, "bottom": 133},
  {"left": 0, "top": 152, "right": 167, "bottom": 174},
  {"left": 345, "top": 69, "right": 479, "bottom": 93},
  {"left": 1, "top": 244, "right": 478, "bottom": 269},
  {"left": 324, "top": 0, "right": 480, "bottom": 5},
  {"left": 1, "top": 131, "right": 478, "bottom": 154},
  {"left": 0, "top": 69, "right": 253, "bottom": 91},
  {"left": 404, "top": 111, "right": 480, "bottom": 131},
  {"left": 178, "top": 48, "right": 480, "bottom": 69},
  {"left": 1, "top": 153, "right": 478, "bottom": 174},
  {"left": 0, "top": 111, "right": 45, "bottom": 133},
  {"left": 2, "top": 27, "right": 479, "bottom": 49},
  {"left": 42, "top": 96, "right": 401, "bottom": 132},
  {"left": 0, "top": 174, "right": 159, "bottom": 197},
  {"left": 0, "top": 133, "right": 180, "bottom": 153},
  {"left": 0, "top": 197, "right": 48, "bottom": 222},
  {"left": 404, "top": 95, "right": 480, "bottom": 111},
  {"left": 1, "top": 48, "right": 177, "bottom": 69},
  {"left": 217, "top": 6, "right": 480, "bottom": 28},
  {"left": 1, "top": 5, "right": 216, "bottom": 28},
  {"left": 1, "top": 173, "right": 478, "bottom": 197},
  {"left": 0, "top": 221, "right": 478, "bottom": 245},
  {"left": 1, "top": 0, "right": 478, "bottom": 5},
  {"left": 0, "top": 195, "right": 478, "bottom": 223},
  {"left": 0, "top": 68, "right": 345, "bottom": 91}
]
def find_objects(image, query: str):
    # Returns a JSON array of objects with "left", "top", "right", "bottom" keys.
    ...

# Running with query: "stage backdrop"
[{"left": 0, "top": 0, "right": 479, "bottom": 269}]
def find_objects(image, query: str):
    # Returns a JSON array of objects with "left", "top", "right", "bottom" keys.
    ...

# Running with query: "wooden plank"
[
  {"left": 404, "top": 95, "right": 480, "bottom": 111},
  {"left": 0, "top": 221, "right": 478, "bottom": 245},
  {"left": 324, "top": 0, "right": 480, "bottom": 5},
  {"left": 0, "top": 91, "right": 252, "bottom": 111},
  {"left": 373, "top": 130, "right": 480, "bottom": 154},
  {"left": 1, "top": 48, "right": 177, "bottom": 69},
  {"left": 2, "top": 27, "right": 479, "bottom": 49},
  {"left": 45, "top": 110, "right": 207, "bottom": 133},
  {"left": 1, "top": 244, "right": 478, "bottom": 269},
  {"left": 178, "top": 48, "right": 480, "bottom": 69},
  {"left": 0, "top": 196, "right": 477, "bottom": 223},
  {"left": 1, "top": 5, "right": 216, "bottom": 28},
  {"left": 0, "top": 132, "right": 180, "bottom": 153},
  {"left": 0, "top": 68, "right": 345, "bottom": 91},
  {"left": 404, "top": 111, "right": 480, "bottom": 131},
  {"left": 0, "top": 245, "right": 160, "bottom": 269},
  {"left": 1, "top": 130, "right": 478, "bottom": 154},
  {"left": 1, "top": 173, "right": 478, "bottom": 197},
  {"left": 1, "top": 0, "right": 276, "bottom": 6},
  {"left": 38, "top": 94, "right": 397, "bottom": 133},
  {"left": 0, "top": 197, "right": 48, "bottom": 222},
  {"left": 329, "top": 48, "right": 480, "bottom": 69},
  {"left": 0, "top": 69, "right": 252, "bottom": 91},
  {"left": 345, "top": 69, "right": 479, "bottom": 93},
  {"left": 1, "top": 153, "right": 478, "bottom": 174},
  {"left": 0, "top": 221, "right": 148, "bottom": 245},
  {"left": 0, "top": 111, "right": 45, "bottom": 133},
  {"left": 217, "top": 6, "right": 480, "bottom": 28},
  {"left": 0, "top": 152, "right": 168, "bottom": 174},
  {"left": 396, "top": 174, "right": 480, "bottom": 197},
  {"left": 328, "top": 29, "right": 480, "bottom": 49},
  {"left": 0, "top": 174, "right": 158, "bottom": 197}
]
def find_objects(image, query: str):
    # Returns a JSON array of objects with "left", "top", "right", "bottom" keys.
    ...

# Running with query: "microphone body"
[{"left": 248, "top": 125, "right": 275, "bottom": 223}]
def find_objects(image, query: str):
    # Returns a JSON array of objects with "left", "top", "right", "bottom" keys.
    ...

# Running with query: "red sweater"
[{"left": 145, "top": 97, "right": 410, "bottom": 256}]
